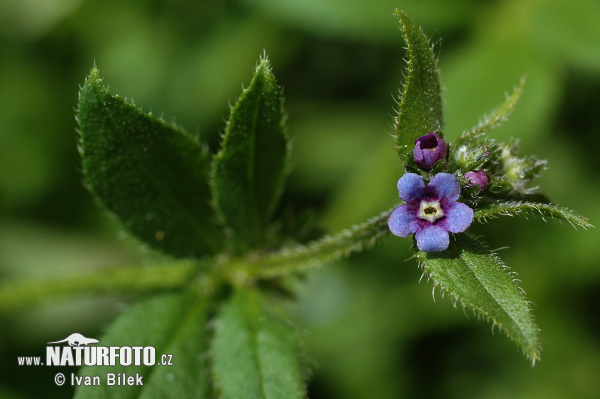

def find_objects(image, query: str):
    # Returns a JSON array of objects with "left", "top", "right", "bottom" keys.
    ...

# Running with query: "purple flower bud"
[
  {"left": 464, "top": 170, "right": 489, "bottom": 193},
  {"left": 413, "top": 133, "right": 447, "bottom": 170}
]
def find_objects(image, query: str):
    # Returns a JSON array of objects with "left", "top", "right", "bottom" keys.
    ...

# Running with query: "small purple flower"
[
  {"left": 464, "top": 170, "right": 489, "bottom": 194},
  {"left": 413, "top": 133, "right": 447, "bottom": 170},
  {"left": 388, "top": 173, "right": 474, "bottom": 252}
]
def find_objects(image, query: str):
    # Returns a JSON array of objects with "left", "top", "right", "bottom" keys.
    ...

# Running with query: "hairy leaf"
[
  {"left": 78, "top": 68, "right": 222, "bottom": 258},
  {"left": 211, "top": 56, "right": 289, "bottom": 249},
  {"left": 475, "top": 200, "right": 593, "bottom": 229},
  {"left": 459, "top": 77, "right": 526, "bottom": 142},
  {"left": 212, "top": 288, "right": 306, "bottom": 399},
  {"left": 74, "top": 292, "right": 210, "bottom": 399},
  {"left": 416, "top": 234, "right": 541, "bottom": 363},
  {"left": 394, "top": 9, "right": 444, "bottom": 162}
]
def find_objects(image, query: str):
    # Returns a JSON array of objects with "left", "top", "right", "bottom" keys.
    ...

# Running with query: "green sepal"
[
  {"left": 416, "top": 234, "right": 541, "bottom": 364},
  {"left": 211, "top": 287, "right": 306, "bottom": 399},
  {"left": 78, "top": 68, "right": 222, "bottom": 258},
  {"left": 74, "top": 292, "right": 211, "bottom": 399},
  {"left": 394, "top": 9, "right": 444, "bottom": 163},
  {"left": 211, "top": 56, "right": 289, "bottom": 250},
  {"left": 475, "top": 200, "right": 593, "bottom": 229}
]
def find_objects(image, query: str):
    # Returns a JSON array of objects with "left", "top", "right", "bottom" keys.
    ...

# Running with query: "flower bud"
[
  {"left": 464, "top": 170, "right": 489, "bottom": 194},
  {"left": 453, "top": 143, "right": 492, "bottom": 169},
  {"left": 413, "top": 133, "right": 447, "bottom": 170}
]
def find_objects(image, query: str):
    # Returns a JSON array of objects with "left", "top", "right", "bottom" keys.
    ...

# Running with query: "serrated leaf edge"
[
  {"left": 78, "top": 67, "right": 223, "bottom": 256},
  {"left": 393, "top": 9, "right": 444, "bottom": 159},
  {"left": 474, "top": 200, "right": 593, "bottom": 229},
  {"left": 210, "top": 56, "right": 289, "bottom": 249},
  {"left": 415, "top": 235, "right": 542, "bottom": 365}
]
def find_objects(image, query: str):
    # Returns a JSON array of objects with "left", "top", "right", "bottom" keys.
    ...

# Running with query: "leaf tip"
[
  {"left": 86, "top": 64, "right": 102, "bottom": 84},
  {"left": 256, "top": 52, "right": 274, "bottom": 76},
  {"left": 80, "top": 65, "right": 105, "bottom": 102},
  {"left": 394, "top": 8, "right": 414, "bottom": 34}
]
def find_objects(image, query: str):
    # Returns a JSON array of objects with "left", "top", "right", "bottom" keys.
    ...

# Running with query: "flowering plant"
[{"left": 0, "top": 9, "right": 592, "bottom": 399}]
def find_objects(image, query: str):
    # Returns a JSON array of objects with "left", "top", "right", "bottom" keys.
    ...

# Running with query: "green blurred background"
[{"left": 1, "top": 0, "right": 600, "bottom": 398}]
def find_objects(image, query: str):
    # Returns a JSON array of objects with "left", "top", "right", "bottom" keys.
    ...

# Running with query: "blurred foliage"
[{"left": 1, "top": 0, "right": 599, "bottom": 398}]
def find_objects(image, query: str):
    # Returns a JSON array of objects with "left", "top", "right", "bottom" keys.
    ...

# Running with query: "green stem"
[
  {"left": 0, "top": 208, "right": 393, "bottom": 312},
  {"left": 0, "top": 261, "right": 198, "bottom": 312},
  {"left": 241, "top": 208, "right": 392, "bottom": 280}
]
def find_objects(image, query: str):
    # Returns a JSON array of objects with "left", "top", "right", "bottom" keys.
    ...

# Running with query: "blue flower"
[
  {"left": 413, "top": 132, "right": 447, "bottom": 170},
  {"left": 388, "top": 173, "right": 474, "bottom": 252}
]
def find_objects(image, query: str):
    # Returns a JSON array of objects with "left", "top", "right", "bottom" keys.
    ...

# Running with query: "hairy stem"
[{"left": 241, "top": 208, "right": 392, "bottom": 280}]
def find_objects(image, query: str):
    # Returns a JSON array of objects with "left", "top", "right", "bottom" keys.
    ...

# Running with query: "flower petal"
[
  {"left": 388, "top": 205, "right": 419, "bottom": 237},
  {"left": 413, "top": 133, "right": 447, "bottom": 170},
  {"left": 428, "top": 173, "right": 460, "bottom": 202},
  {"left": 440, "top": 202, "right": 474, "bottom": 233},
  {"left": 415, "top": 224, "right": 450, "bottom": 252},
  {"left": 397, "top": 173, "right": 426, "bottom": 204}
]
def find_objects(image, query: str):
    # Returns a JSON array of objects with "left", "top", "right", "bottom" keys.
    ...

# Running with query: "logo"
[
  {"left": 18, "top": 332, "right": 174, "bottom": 387},
  {"left": 47, "top": 333, "right": 99, "bottom": 347}
]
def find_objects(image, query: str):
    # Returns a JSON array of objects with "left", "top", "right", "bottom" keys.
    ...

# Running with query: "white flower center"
[{"left": 417, "top": 200, "right": 444, "bottom": 223}]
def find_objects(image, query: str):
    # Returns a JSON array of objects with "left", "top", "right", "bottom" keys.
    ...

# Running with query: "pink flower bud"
[{"left": 464, "top": 170, "right": 489, "bottom": 193}]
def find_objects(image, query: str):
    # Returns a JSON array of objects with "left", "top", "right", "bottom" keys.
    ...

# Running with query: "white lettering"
[
  {"left": 73, "top": 347, "right": 83, "bottom": 365},
  {"left": 120, "top": 346, "right": 132, "bottom": 366},
  {"left": 46, "top": 347, "right": 60, "bottom": 366},
  {"left": 133, "top": 347, "right": 143, "bottom": 365},
  {"left": 97, "top": 347, "right": 109, "bottom": 366},
  {"left": 109, "top": 347, "right": 119, "bottom": 366},
  {"left": 106, "top": 373, "right": 144, "bottom": 386},
  {"left": 60, "top": 347, "right": 74, "bottom": 366},
  {"left": 71, "top": 374, "right": 98, "bottom": 386},
  {"left": 84, "top": 346, "right": 96, "bottom": 366},
  {"left": 143, "top": 347, "right": 155, "bottom": 366},
  {"left": 44, "top": 345, "right": 156, "bottom": 366}
]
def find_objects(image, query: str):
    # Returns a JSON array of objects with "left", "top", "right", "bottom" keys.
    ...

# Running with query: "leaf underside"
[
  {"left": 416, "top": 234, "right": 541, "bottom": 364},
  {"left": 74, "top": 292, "right": 210, "bottom": 399},
  {"left": 211, "top": 57, "right": 289, "bottom": 249},
  {"left": 78, "top": 68, "right": 222, "bottom": 258},
  {"left": 211, "top": 288, "right": 306, "bottom": 399},
  {"left": 394, "top": 9, "right": 444, "bottom": 162}
]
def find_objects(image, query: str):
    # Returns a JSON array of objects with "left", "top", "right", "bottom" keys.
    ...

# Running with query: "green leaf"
[
  {"left": 74, "top": 292, "right": 210, "bottom": 399},
  {"left": 212, "top": 288, "right": 306, "bottom": 399},
  {"left": 211, "top": 56, "right": 289, "bottom": 249},
  {"left": 458, "top": 77, "right": 526, "bottom": 142},
  {"left": 78, "top": 68, "right": 222, "bottom": 258},
  {"left": 475, "top": 200, "right": 593, "bottom": 229},
  {"left": 394, "top": 9, "right": 444, "bottom": 162},
  {"left": 416, "top": 234, "right": 541, "bottom": 364}
]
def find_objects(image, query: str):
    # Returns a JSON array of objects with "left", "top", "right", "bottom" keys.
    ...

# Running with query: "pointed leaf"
[
  {"left": 459, "top": 77, "right": 526, "bottom": 142},
  {"left": 212, "top": 288, "right": 306, "bottom": 399},
  {"left": 78, "top": 68, "right": 222, "bottom": 258},
  {"left": 475, "top": 200, "right": 593, "bottom": 229},
  {"left": 394, "top": 9, "right": 444, "bottom": 162},
  {"left": 211, "top": 57, "right": 289, "bottom": 249},
  {"left": 74, "top": 292, "right": 210, "bottom": 399},
  {"left": 416, "top": 234, "right": 541, "bottom": 363}
]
